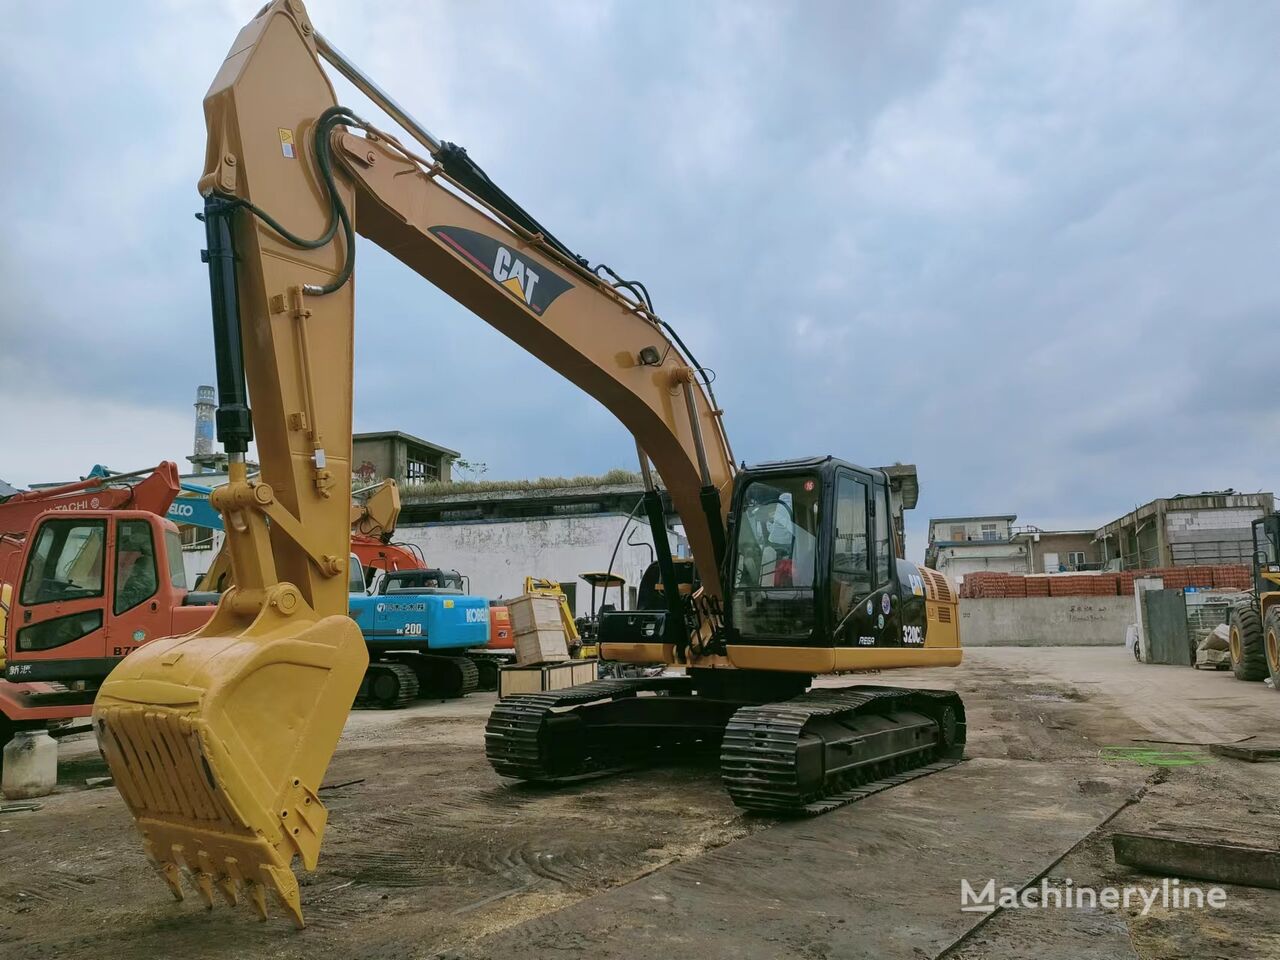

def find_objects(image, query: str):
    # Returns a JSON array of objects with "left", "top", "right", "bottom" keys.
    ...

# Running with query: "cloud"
[
  {"left": 0, "top": 357, "right": 194, "bottom": 486},
  {"left": 2, "top": 0, "right": 1279, "bottom": 565}
]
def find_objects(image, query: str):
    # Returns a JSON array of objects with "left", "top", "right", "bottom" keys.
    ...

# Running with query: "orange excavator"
[
  {"left": 0, "top": 463, "right": 211, "bottom": 755},
  {"left": 92, "top": 0, "right": 963, "bottom": 927}
]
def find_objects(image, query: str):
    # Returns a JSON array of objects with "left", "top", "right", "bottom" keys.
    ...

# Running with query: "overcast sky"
[{"left": 2, "top": 0, "right": 1277, "bottom": 561}]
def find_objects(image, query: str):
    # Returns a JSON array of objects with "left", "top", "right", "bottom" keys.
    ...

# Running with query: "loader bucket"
[{"left": 92, "top": 604, "right": 367, "bottom": 927}]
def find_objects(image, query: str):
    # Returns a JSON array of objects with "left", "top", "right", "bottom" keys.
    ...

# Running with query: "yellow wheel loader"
[{"left": 1228, "top": 513, "right": 1280, "bottom": 688}]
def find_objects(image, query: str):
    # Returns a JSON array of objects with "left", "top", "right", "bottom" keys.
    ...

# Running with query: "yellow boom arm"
[{"left": 93, "top": 0, "right": 735, "bottom": 927}]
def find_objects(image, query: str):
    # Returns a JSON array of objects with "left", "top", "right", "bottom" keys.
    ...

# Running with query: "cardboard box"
[{"left": 499, "top": 659, "right": 598, "bottom": 699}]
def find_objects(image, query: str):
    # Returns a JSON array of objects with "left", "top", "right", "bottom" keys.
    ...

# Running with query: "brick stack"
[
  {"left": 1212, "top": 566, "right": 1253, "bottom": 591},
  {"left": 1025, "top": 576, "right": 1051, "bottom": 597},
  {"left": 958, "top": 564, "right": 1252, "bottom": 599}
]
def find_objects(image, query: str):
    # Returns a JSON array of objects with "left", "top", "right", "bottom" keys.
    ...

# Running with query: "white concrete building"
[
  {"left": 395, "top": 476, "right": 685, "bottom": 618},
  {"left": 394, "top": 513, "right": 674, "bottom": 617},
  {"left": 924, "top": 514, "right": 1028, "bottom": 581}
]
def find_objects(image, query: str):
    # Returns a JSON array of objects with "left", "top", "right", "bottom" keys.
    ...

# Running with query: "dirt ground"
[{"left": 0, "top": 647, "right": 1276, "bottom": 959}]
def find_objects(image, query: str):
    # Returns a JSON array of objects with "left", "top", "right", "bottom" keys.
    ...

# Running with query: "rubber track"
[
  {"left": 354, "top": 662, "right": 420, "bottom": 710},
  {"left": 720, "top": 686, "right": 965, "bottom": 814},
  {"left": 485, "top": 675, "right": 692, "bottom": 781}
]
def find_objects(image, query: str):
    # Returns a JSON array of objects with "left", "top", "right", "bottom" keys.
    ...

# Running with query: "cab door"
[
  {"left": 8, "top": 514, "right": 112, "bottom": 681},
  {"left": 107, "top": 516, "right": 170, "bottom": 659},
  {"left": 8, "top": 512, "right": 168, "bottom": 682},
  {"left": 828, "top": 469, "right": 875, "bottom": 646},
  {"left": 827, "top": 471, "right": 905, "bottom": 647}
]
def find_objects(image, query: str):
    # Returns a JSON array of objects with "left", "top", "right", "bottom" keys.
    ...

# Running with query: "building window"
[
  {"left": 180, "top": 524, "right": 215, "bottom": 552},
  {"left": 1068, "top": 551, "right": 1087, "bottom": 569},
  {"left": 981, "top": 523, "right": 998, "bottom": 541},
  {"left": 406, "top": 456, "right": 440, "bottom": 483}
]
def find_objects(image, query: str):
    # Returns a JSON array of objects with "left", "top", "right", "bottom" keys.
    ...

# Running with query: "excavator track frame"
[
  {"left": 720, "top": 686, "right": 966, "bottom": 814},
  {"left": 486, "top": 678, "right": 965, "bottom": 814}
]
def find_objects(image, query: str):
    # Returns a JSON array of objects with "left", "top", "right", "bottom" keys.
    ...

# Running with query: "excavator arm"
[{"left": 94, "top": 0, "right": 734, "bottom": 926}]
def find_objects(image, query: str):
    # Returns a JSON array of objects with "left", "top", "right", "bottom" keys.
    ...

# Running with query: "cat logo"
[
  {"left": 429, "top": 225, "right": 573, "bottom": 314},
  {"left": 492, "top": 247, "right": 539, "bottom": 306}
]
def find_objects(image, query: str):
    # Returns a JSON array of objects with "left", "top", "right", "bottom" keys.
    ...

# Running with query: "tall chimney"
[{"left": 191, "top": 385, "right": 216, "bottom": 474}]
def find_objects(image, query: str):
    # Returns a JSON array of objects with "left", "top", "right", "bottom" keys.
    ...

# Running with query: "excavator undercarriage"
[{"left": 486, "top": 671, "right": 965, "bottom": 815}]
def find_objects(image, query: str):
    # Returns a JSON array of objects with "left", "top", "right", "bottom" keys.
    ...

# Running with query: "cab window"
[
  {"left": 831, "top": 475, "right": 870, "bottom": 622},
  {"left": 730, "top": 475, "right": 821, "bottom": 640},
  {"left": 874, "top": 484, "right": 892, "bottom": 585},
  {"left": 114, "top": 520, "right": 159, "bottom": 614},
  {"left": 20, "top": 518, "right": 106, "bottom": 605},
  {"left": 165, "top": 528, "right": 189, "bottom": 590}
]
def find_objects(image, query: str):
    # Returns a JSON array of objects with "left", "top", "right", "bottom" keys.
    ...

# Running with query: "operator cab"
[
  {"left": 7, "top": 511, "right": 191, "bottom": 683},
  {"left": 600, "top": 456, "right": 913, "bottom": 657},
  {"left": 379, "top": 567, "right": 468, "bottom": 596},
  {"left": 1252, "top": 514, "right": 1280, "bottom": 596},
  {"left": 724, "top": 456, "right": 903, "bottom": 649}
]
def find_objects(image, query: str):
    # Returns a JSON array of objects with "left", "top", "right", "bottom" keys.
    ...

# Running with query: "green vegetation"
[{"left": 400, "top": 468, "right": 641, "bottom": 498}]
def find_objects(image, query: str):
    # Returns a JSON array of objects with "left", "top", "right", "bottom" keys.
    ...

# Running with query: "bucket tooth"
[
  {"left": 219, "top": 856, "right": 244, "bottom": 906},
  {"left": 193, "top": 851, "right": 218, "bottom": 908},
  {"left": 153, "top": 858, "right": 185, "bottom": 902},
  {"left": 194, "top": 871, "right": 216, "bottom": 909},
  {"left": 216, "top": 874, "right": 239, "bottom": 906},
  {"left": 265, "top": 864, "right": 305, "bottom": 929},
  {"left": 247, "top": 880, "right": 269, "bottom": 921}
]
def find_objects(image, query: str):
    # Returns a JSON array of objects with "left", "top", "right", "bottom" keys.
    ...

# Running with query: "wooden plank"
[
  {"left": 1113, "top": 832, "right": 1280, "bottom": 890},
  {"left": 498, "top": 660, "right": 597, "bottom": 699}
]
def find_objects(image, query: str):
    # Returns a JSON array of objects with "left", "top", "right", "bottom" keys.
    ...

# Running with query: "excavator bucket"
[{"left": 93, "top": 601, "right": 367, "bottom": 927}]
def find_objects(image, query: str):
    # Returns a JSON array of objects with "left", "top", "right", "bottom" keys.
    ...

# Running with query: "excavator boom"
[
  {"left": 94, "top": 0, "right": 961, "bottom": 927},
  {"left": 93, "top": 0, "right": 733, "bottom": 926}
]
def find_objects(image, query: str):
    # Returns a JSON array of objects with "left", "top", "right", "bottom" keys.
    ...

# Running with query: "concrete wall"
[
  {"left": 959, "top": 596, "right": 1131, "bottom": 646},
  {"left": 396, "top": 514, "right": 681, "bottom": 618},
  {"left": 352, "top": 437, "right": 396, "bottom": 485},
  {"left": 1026, "top": 532, "right": 1098, "bottom": 572},
  {"left": 1165, "top": 506, "right": 1264, "bottom": 565}
]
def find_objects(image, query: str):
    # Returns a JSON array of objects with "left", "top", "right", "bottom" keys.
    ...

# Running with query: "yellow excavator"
[{"left": 92, "top": 0, "right": 963, "bottom": 927}]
